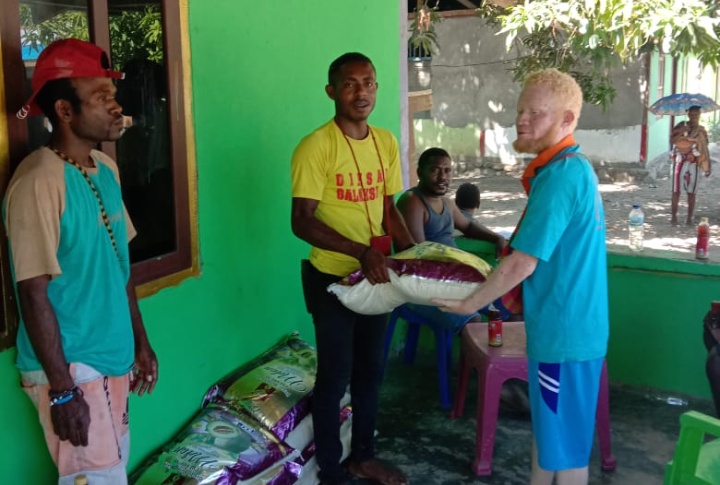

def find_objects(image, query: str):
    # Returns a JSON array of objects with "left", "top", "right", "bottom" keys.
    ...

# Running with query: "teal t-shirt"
[
  {"left": 9, "top": 152, "right": 134, "bottom": 376},
  {"left": 511, "top": 146, "right": 609, "bottom": 363}
]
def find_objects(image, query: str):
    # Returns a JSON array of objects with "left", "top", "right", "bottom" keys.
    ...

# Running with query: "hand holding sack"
[{"left": 328, "top": 241, "right": 492, "bottom": 315}]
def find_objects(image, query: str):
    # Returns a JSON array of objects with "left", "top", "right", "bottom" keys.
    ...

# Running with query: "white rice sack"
[
  {"left": 294, "top": 407, "right": 353, "bottom": 485},
  {"left": 239, "top": 459, "right": 302, "bottom": 484},
  {"left": 398, "top": 273, "right": 481, "bottom": 305},
  {"left": 328, "top": 242, "right": 490, "bottom": 315},
  {"left": 328, "top": 272, "right": 406, "bottom": 315},
  {"left": 284, "top": 413, "right": 314, "bottom": 452},
  {"left": 284, "top": 389, "right": 350, "bottom": 452}
]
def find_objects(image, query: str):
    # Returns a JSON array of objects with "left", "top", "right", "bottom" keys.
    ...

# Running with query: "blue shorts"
[
  {"left": 528, "top": 358, "right": 603, "bottom": 471},
  {"left": 404, "top": 303, "right": 477, "bottom": 334}
]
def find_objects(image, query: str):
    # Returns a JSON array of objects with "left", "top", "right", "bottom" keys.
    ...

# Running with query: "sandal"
[{"left": 346, "top": 459, "right": 409, "bottom": 485}]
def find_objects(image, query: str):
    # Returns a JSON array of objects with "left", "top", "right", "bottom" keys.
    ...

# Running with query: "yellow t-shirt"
[{"left": 291, "top": 120, "right": 402, "bottom": 277}]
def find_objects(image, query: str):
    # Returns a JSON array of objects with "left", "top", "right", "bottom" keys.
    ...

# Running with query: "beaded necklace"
[{"left": 48, "top": 147, "right": 120, "bottom": 258}]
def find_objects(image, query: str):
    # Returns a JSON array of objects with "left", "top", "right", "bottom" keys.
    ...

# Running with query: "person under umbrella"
[
  {"left": 670, "top": 105, "right": 711, "bottom": 226},
  {"left": 649, "top": 93, "right": 718, "bottom": 226}
]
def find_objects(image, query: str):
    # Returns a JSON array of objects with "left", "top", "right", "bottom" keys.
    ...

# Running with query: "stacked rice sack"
[
  {"left": 129, "top": 405, "right": 296, "bottom": 484},
  {"left": 131, "top": 334, "right": 350, "bottom": 485},
  {"left": 202, "top": 334, "right": 317, "bottom": 441},
  {"left": 291, "top": 406, "right": 353, "bottom": 485},
  {"left": 328, "top": 241, "right": 493, "bottom": 315}
]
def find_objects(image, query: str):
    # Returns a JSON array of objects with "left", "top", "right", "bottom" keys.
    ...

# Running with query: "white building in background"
[{"left": 409, "top": 11, "right": 720, "bottom": 179}]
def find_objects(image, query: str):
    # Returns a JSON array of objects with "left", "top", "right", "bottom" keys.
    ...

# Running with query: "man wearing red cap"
[{"left": 4, "top": 38, "right": 158, "bottom": 484}]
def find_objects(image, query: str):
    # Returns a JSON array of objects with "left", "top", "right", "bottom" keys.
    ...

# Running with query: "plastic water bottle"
[{"left": 628, "top": 204, "right": 644, "bottom": 252}]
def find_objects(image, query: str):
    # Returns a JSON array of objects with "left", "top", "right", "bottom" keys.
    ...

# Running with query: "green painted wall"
[
  {"left": 606, "top": 252, "right": 720, "bottom": 399},
  {"left": 0, "top": 1, "right": 402, "bottom": 482},
  {"left": 413, "top": 119, "right": 480, "bottom": 160}
]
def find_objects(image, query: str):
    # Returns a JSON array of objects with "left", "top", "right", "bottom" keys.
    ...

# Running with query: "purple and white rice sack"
[
  {"left": 130, "top": 405, "right": 294, "bottom": 484},
  {"left": 241, "top": 460, "right": 303, "bottom": 485},
  {"left": 203, "top": 334, "right": 317, "bottom": 440},
  {"left": 328, "top": 241, "right": 491, "bottom": 315},
  {"left": 131, "top": 454, "right": 214, "bottom": 485},
  {"left": 294, "top": 406, "right": 353, "bottom": 485},
  {"left": 128, "top": 452, "right": 176, "bottom": 485}
]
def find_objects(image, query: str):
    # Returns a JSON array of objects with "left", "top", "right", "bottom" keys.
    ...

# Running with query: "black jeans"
[{"left": 302, "top": 260, "right": 388, "bottom": 485}]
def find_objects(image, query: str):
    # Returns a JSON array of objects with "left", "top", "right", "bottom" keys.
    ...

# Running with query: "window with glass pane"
[{"left": 109, "top": 1, "right": 176, "bottom": 262}]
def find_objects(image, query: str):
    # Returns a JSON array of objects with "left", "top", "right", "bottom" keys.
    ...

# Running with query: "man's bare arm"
[
  {"left": 291, "top": 197, "right": 389, "bottom": 283},
  {"left": 17, "top": 276, "right": 90, "bottom": 446},
  {"left": 18, "top": 276, "right": 73, "bottom": 390},
  {"left": 452, "top": 203, "right": 499, "bottom": 243},
  {"left": 395, "top": 193, "right": 427, "bottom": 244},
  {"left": 433, "top": 250, "right": 537, "bottom": 315},
  {"left": 126, "top": 276, "right": 158, "bottom": 396},
  {"left": 452, "top": 201, "right": 506, "bottom": 255},
  {"left": 292, "top": 197, "right": 368, "bottom": 259},
  {"left": 384, "top": 195, "right": 416, "bottom": 251}
]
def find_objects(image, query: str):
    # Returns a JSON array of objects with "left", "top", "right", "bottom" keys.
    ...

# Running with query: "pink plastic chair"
[{"left": 452, "top": 321, "right": 617, "bottom": 476}]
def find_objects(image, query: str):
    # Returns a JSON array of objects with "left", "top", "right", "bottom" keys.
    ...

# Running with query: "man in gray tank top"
[{"left": 396, "top": 147, "right": 505, "bottom": 254}]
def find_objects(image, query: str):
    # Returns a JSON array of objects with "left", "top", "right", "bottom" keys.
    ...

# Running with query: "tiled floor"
[{"left": 368, "top": 351, "right": 715, "bottom": 485}]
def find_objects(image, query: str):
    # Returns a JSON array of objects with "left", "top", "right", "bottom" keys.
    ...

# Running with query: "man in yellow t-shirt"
[{"left": 291, "top": 52, "right": 414, "bottom": 485}]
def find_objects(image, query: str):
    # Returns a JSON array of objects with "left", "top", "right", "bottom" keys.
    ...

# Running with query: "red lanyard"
[{"left": 341, "top": 128, "right": 392, "bottom": 240}]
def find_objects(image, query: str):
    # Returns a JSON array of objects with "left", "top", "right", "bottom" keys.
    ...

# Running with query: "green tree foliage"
[
  {"left": 20, "top": 7, "right": 89, "bottom": 46},
  {"left": 20, "top": 5, "right": 163, "bottom": 69},
  {"left": 409, "top": 0, "right": 442, "bottom": 55},
  {"left": 477, "top": 0, "right": 720, "bottom": 109},
  {"left": 108, "top": 8, "right": 163, "bottom": 68}
]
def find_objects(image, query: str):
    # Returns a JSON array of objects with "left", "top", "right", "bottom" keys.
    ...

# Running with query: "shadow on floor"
[{"left": 371, "top": 353, "right": 715, "bottom": 485}]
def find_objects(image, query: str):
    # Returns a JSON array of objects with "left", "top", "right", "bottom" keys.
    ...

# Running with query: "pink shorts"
[{"left": 21, "top": 364, "right": 130, "bottom": 484}]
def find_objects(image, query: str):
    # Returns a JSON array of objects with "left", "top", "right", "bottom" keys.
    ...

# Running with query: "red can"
[
  {"left": 488, "top": 309, "right": 503, "bottom": 347},
  {"left": 696, "top": 217, "right": 710, "bottom": 260}
]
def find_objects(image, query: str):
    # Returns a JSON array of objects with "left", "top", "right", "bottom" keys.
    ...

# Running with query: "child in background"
[{"left": 455, "top": 182, "right": 481, "bottom": 222}]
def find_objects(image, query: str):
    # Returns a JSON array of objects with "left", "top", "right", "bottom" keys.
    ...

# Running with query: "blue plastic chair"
[{"left": 384, "top": 305, "right": 455, "bottom": 409}]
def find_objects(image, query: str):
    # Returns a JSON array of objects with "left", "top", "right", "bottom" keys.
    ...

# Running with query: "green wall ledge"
[
  {"left": 608, "top": 246, "right": 720, "bottom": 279},
  {"left": 459, "top": 237, "right": 720, "bottom": 279}
]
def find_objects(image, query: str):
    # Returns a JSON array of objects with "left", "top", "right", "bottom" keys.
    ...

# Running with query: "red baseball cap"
[{"left": 17, "top": 38, "right": 124, "bottom": 119}]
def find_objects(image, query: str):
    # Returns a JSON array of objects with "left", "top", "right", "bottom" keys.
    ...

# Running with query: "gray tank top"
[{"left": 410, "top": 187, "right": 457, "bottom": 248}]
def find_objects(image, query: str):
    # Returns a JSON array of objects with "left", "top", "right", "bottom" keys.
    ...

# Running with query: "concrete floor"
[{"left": 366, "top": 352, "right": 716, "bottom": 485}]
